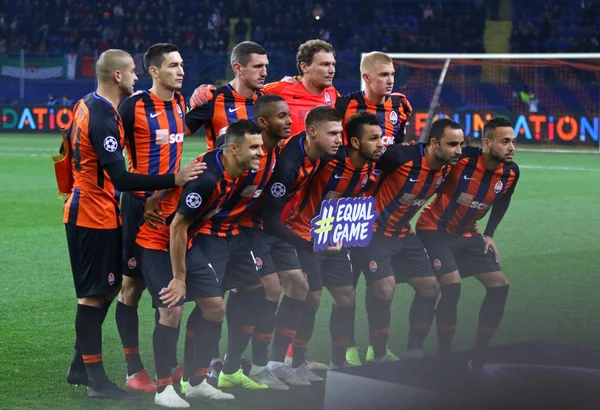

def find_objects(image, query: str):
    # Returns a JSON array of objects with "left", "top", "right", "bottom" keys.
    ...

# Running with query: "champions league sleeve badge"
[{"left": 310, "top": 196, "right": 378, "bottom": 252}]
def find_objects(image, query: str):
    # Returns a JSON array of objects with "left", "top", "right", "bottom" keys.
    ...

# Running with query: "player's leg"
[
  {"left": 288, "top": 248, "right": 325, "bottom": 382},
  {"left": 244, "top": 229, "right": 281, "bottom": 373},
  {"left": 351, "top": 234, "right": 399, "bottom": 363},
  {"left": 184, "top": 238, "right": 233, "bottom": 400},
  {"left": 65, "top": 223, "right": 130, "bottom": 399},
  {"left": 323, "top": 250, "right": 358, "bottom": 369},
  {"left": 457, "top": 235, "right": 508, "bottom": 369},
  {"left": 400, "top": 234, "right": 440, "bottom": 358},
  {"left": 417, "top": 230, "right": 462, "bottom": 355},
  {"left": 138, "top": 247, "right": 189, "bottom": 408},
  {"left": 116, "top": 192, "right": 154, "bottom": 391},
  {"left": 218, "top": 234, "right": 269, "bottom": 390},
  {"left": 269, "top": 241, "right": 308, "bottom": 364}
]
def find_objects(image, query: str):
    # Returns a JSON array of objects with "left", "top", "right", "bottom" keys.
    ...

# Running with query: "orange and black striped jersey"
[
  {"left": 237, "top": 146, "right": 281, "bottom": 229},
  {"left": 119, "top": 90, "right": 186, "bottom": 198},
  {"left": 135, "top": 186, "right": 183, "bottom": 252},
  {"left": 263, "top": 132, "right": 322, "bottom": 248},
  {"left": 262, "top": 81, "right": 339, "bottom": 136},
  {"left": 336, "top": 92, "right": 412, "bottom": 147},
  {"left": 212, "top": 144, "right": 280, "bottom": 232},
  {"left": 186, "top": 84, "right": 260, "bottom": 150},
  {"left": 371, "top": 143, "right": 449, "bottom": 238},
  {"left": 176, "top": 149, "right": 241, "bottom": 238},
  {"left": 63, "top": 92, "right": 126, "bottom": 229},
  {"left": 417, "top": 146, "right": 520, "bottom": 236},
  {"left": 286, "top": 146, "right": 376, "bottom": 240}
]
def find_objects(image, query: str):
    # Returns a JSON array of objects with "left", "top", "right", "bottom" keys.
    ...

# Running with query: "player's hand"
[
  {"left": 325, "top": 240, "right": 343, "bottom": 254},
  {"left": 280, "top": 75, "right": 301, "bottom": 85},
  {"left": 400, "top": 140, "right": 416, "bottom": 146},
  {"left": 483, "top": 235, "right": 500, "bottom": 264},
  {"left": 189, "top": 85, "right": 216, "bottom": 109},
  {"left": 175, "top": 161, "right": 207, "bottom": 186},
  {"left": 144, "top": 191, "right": 165, "bottom": 229},
  {"left": 159, "top": 278, "right": 186, "bottom": 308}
]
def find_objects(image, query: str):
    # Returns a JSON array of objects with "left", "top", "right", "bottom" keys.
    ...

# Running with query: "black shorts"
[
  {"left": 270, "top": 239, "right": 303, "bottom": 273},
  {"left": 240, "top": 227, "right": 277, "bottom": 277},
  {"left": 296, "top": 247, "right": 354, "bottom": 292},
  {"left": 416, "top": 230, "right": 502, "bottom": 278},
  {"left": 187, "top": 234, "right": 260, "bottom": 299},
  {"left": 138, "top": 247, "right": 183, "bottom": 309},
  {"left": 65, "top": 223, "right": 122, "bottom": 298},
  {"left": 351, "top": 231, "right": 433, "bottom": 284},
  {"left": 121, "top": 192, "right": 146, "bottom": 279}
]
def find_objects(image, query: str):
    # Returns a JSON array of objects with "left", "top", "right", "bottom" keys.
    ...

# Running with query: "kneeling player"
[{"left": 416, "top": 117, "right": 519, "bottom": 370}]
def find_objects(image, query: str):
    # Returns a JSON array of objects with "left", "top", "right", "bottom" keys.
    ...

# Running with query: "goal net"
[{"left": 361, "top": 53, "right": 600, "bottom": 151}]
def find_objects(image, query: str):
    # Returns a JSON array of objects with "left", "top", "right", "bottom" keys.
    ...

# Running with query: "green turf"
[{"left": 1, "top": 134, "right": 599, "bottom": 409}]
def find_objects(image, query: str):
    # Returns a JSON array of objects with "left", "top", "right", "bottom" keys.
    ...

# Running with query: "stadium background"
[{"left": 1, "top": 1, "right": 600, "bottom": 409}]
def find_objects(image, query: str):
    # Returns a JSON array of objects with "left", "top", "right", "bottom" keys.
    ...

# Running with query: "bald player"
[{"left": 62, "top": 49, "right": 203, "bottom": 400}]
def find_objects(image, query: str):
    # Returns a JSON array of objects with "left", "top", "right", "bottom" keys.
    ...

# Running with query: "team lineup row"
[{"left": 55, "top": 39, "right": 518, "bottom": 408}]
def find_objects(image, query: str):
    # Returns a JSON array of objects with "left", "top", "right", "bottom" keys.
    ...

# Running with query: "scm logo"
[
  {"left": 381, "top": 136, "right": 394, "bottom": 146},
  {"left": 169, "top": 133, "right": 184, "bottom": 143},
  {"left": 469, "top": 201, "right": 491, "bottom": 210}
]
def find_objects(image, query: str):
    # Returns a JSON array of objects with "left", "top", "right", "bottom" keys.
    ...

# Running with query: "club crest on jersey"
[
  {"left": 255, "top": 257, "right": 263, "bottom": 270},
  {"left": 127, "top": 258, "right": 137, "bottom": 270},
  {"left": 494, "top": 180, "right": 503, "bottom": 193},
  {"left": 108, "top": 272, "right": 115, "bottom": 285},
  {"left": 324, "top": 91, "right": 332, "bottom": 106},
  {"left": 435, "top": 175, "right": 444, "bottom": 189},
  {"left": 361, "top": 174, "right": 369, "bottom": 188},
  {"left": 176, "top": 103, "right": 183, "bottom": 118},
  {"left": 433, "top": 259, "right": 442, "bottom": 270},
  {"left": 310, "top": 196, "right": 378, "bottom": 252},
  {"left": 186, "top": 193, "right": 202, "bottom": 209},
  {"left": 369, "top": 261, "right": 377, "bottom": 272},
  {"left": 389, "top": 110, "right": 398, "bottom": 125}
]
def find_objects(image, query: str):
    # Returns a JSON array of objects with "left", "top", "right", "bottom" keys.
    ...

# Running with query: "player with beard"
[
  {"left": 282, "top": 111, "right": 383, "bottom": 372},
  {"left": 416, "top": 117, "right": 519, "bottom": 371},
  {"left": 351, "top": 118, "right": 464, "bottom": 364}
]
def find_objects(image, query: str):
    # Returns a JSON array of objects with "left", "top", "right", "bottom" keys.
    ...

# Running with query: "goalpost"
[{"left": 360, "top": 53, "right": 600, "bottom": 152}]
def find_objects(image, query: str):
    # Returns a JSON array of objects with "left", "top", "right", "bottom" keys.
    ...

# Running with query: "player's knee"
[
  {"left": 331, "top": 286, "right": 355, "bottom": 308},
  {"left": 261, "top": 274, "right": 282, "bottom": 301},
  {"left": 374, "top": 277, "right": 396, "bottom": 300},
  {"left": 437, "top": 270, "right": 461, "bottom": 287},
  {"left": 415, "top": 277, "right": 440, "bottom": 298},
  {"left": 284, "top": 271, "right": 309, "bottom": 299},
  {"left": 158, "top": 306, "right": 183, "bottom": 327},
  {"left": 78, "top": 297, "right": 105, "bottom": 308},
  {"left": 118, "top": 277, "right": 146, "bottom": 306},
  {"left": 478, "top": 271, "right": 509, "bottom": 288},
  {"left": 306, "top": 291, "right": 322, "bottom": 311},
  {"left": 198, "top": 298, "right": 226, "bottom": 322}
]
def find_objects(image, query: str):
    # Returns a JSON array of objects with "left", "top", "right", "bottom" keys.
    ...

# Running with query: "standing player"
[
  {"left": 416, "top": 117, "right": 519, "bottom": 370},
  {"left": 62, "top": 49, "right": 203, "bottom": 399},
  {"left": 115, "top": 43, "right": 187, "bottom": 393},
  {"left": 262, "top": 39, "right": 338, "bottom": 136},
  {"left": 283, "top": 111, "right": 383, "bottom": 370},
  {"left": 191, "top": 39, "right": 338, "bottom": 138},
  {"left": 336, "top": 51, "right": 412, "bottom": 147},
  {"left": 185, "top": 41, "right": 268, "bottom": 150},
  {"left": 261, "top": 106, "right": 343, "bottom": 382},
  {"left": 351, "top": 118, "right": 464, "bottom": 364}
]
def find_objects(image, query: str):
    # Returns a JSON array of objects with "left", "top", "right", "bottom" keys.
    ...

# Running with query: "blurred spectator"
[
  {"left": 234, "top": 17, "right": 249, "bottom": 44},
  {"left": 46, "top": 94, "right": 59, "bottom": 105},
  {"left": 61, "top": 95, "right": 73, "bottom": 106}
]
